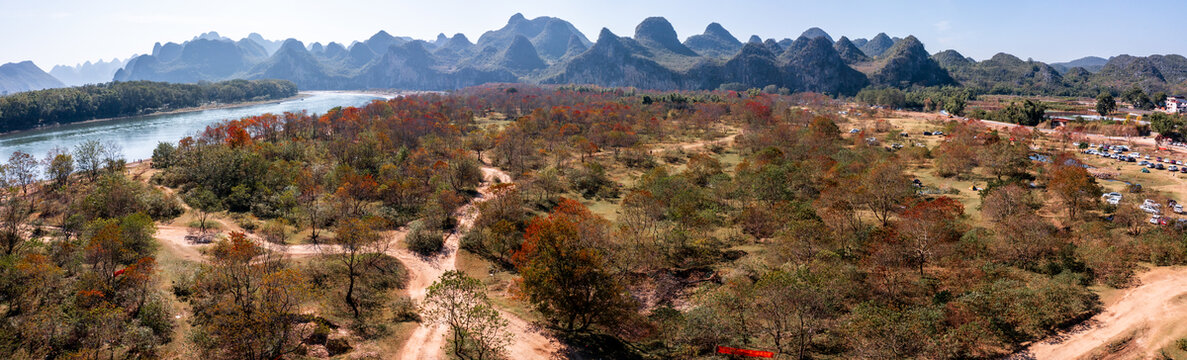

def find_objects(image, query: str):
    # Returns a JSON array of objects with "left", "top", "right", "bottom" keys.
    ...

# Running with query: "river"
[{"left": 0, "top": 91, "right": 387, "bottom": 163}]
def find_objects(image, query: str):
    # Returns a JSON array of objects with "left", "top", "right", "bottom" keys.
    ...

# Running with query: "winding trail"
[
  {"left": 152, "top": 165, "right": 560, "bottom": 359},
  {"left": 1025, "top": 266, "right": 1187, "bottom": 359}
]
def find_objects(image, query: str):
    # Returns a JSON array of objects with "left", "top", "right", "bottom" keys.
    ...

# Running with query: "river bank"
[
  {"left": 0, "top": 93, "right": 315, "bottom": 137},
  {"left": 0, "top": 91, "right": 385, "bottom": 162}
]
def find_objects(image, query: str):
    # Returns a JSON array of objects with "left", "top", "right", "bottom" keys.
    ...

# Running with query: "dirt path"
[
  {"left": 1025, "top": 266, "right": 1187, "bottom": 359},
  {"left": 393, "top": 166, "right": 559, "bottom": 360},
  {"left": 150, "top": 164, "right": 559, "bottom": 359}
]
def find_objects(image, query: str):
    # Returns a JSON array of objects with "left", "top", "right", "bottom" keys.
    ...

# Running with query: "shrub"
[
  {"left": 661, "top": 148, "right": 686, "bottom": 164},
  {"left": 260, "top": 220, "right": 289, "bottom": 244},
  {"left": 406, "top": 221, "right": 444, "bottom": 256},
  {"left": 616, "top": 147, "right": 656, "bottom": 169},
  {"left": 391, "top": 295, "right": 420, "bottom": 322}
]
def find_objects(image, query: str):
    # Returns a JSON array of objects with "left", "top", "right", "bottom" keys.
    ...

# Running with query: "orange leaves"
[
  {"left": 224, "top": 124, "right": 252, "bottom": 147},
  {"left": 210, "top": 231, "right": 264, "bottom": 265}
]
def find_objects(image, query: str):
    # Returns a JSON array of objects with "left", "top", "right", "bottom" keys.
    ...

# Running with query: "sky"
[{"left": 2, "top": 0, "right": 1183, "bottom": 69}]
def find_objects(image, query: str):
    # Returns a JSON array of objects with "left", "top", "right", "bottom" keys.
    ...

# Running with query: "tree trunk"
[{"left": 346, "top": 269, "right": 359, "bottom": 319}]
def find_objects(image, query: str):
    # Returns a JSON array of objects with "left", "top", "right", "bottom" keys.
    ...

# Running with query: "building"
[{"left": 1166, "top": 96, "right": 1187, "bottom": 114}]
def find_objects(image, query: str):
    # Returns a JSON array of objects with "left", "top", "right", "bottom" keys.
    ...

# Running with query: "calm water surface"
[{"left": 0, "top": 91, "right": 386, "bottom": 162}]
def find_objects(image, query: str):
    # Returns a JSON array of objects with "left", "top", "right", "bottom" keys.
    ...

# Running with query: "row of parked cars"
[{"left": 1083, "top": 147, "right": 1187, "bottom": 173}]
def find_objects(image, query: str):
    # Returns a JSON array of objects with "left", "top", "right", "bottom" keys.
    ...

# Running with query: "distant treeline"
[{"left": 0, "top": 79, "right": 297, "bottom": 133}]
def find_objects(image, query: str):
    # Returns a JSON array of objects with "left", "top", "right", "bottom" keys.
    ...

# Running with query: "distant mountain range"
[
  {"left": 50, "top": 57, "right": 133, "bottom": 86},
  {"left": 3, "top": 14, "right": 1186, "bottom": 96},
  {"left": 0, "top": 62, "right": 63, "bottom": 95}
]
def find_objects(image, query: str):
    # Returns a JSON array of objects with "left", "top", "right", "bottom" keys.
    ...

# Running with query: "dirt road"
[
  {"left": 397, "top": 166, "right": 560, "bottom": 360},
  {"left": 153, "top": 165, "right": 558, "bottom": 360},
  {"left": 1026, "top": 266, "right": 1187, "bottom": 359}
]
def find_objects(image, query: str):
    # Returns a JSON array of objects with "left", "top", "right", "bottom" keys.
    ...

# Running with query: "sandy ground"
[{"left": 1024, "top": 266, "right": 1187, "bottom": 359}]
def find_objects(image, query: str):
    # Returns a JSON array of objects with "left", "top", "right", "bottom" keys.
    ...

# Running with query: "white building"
[{"left": 1166, "top": 96, "right": 1187, "bottom": 114}]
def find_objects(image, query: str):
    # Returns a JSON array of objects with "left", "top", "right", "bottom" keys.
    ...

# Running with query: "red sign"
[{"left": 716, "top": 346, "right": 775, "bottom": 358}]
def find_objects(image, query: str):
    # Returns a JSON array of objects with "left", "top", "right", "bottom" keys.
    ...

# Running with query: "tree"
[
  {"left": 1153, "top": 91, "right": 1169, "bottom": 109},
  {"left": 185, "top": 187, "right": 222, "bottom": 234},
  {"left": 1122, "top": 87, "right": 1154, "bottom": 110},
  {"left": 421, "top": 271, "right": 511, "bottom": 360},
  {"left": 324, "top": 217, "right": 390, "bottom": 319},
  {"left": 1096, "top": 93, "right": 1117, "bottom": 117},
  {"left": 296, "top": 168, "right": 325, "bottom": 242},
  {"left": 513, "top": 199, "right": 633, "bottom": 332},
  {"left": 1047, "top": 160, "right": 1102, "bottom": 222},
  {"left": 1148, "top": 112, "right": 1181, "bottom": 137},
  {"left": 74, "top": 140, "right": 106, "bottom": 181},
  {"left": 6, "top": 151, "right": 38, "bottom": 196},
  {"left": 897, "top": 197, "right": 963, "bottom": 277},
  {"left": 980, "top": 184, "right": 1037, "bottom": 223},
  {"left": 860, "top": 161, "right": 915, "bottom": 226},
  {"left": 191, "top": 232, "right": 311, "bottom": 359},
  {"left": 1113, "top": 197, "right": 1147, "bottom": 236},
  {"left": 45, "top": 147, "right": 74, "bottom": 188},
  {"left": 151, "top": 142, "right": 177, "bottom": 169},
  {"left": 464, "top": 130, "right": 494, "bottom": 162},
  {"left": 752, "top": 268, "right": 839, "bottom": 359}
]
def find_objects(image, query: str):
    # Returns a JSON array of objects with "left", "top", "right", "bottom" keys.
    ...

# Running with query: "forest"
[
  {"left": 0, "top": 79, "right": 297, "bottom": 133},
  {"left": 0, "top": 84, "right": 1182, "bottom": 359}
]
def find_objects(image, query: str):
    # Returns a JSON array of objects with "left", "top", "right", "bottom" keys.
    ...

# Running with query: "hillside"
[
  {"left": 1051, "top": 56, "right": 1108, "bottom": 73},
  {"left": 0, "top": 61, "right": 64, "bottom": 95}
]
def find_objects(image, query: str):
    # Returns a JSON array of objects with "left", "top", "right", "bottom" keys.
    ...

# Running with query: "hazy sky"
[{"left": 2, "top": 0, "right": 1182, "bottom": 69}]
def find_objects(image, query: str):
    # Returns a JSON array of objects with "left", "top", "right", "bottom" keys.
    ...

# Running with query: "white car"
[
  {"left": 1150, "top": 215, "right": 1164, "bottom": 225},
  {"left": 1102, "top": 192, "right": 1122, "bottom": 205},
  {"left": 1141, "top": 199, "right": 1162, "bottom": 214}
]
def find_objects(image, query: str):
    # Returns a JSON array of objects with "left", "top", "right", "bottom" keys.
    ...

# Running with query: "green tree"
[
  {"left": 74, "top": 140, "right": 105, "bottom": 181},
  {"left": 185, "top": 187, "right": 222, "bottom": 233},
  {"left": 421, "top": 271, "right": 511, "bottom": 360},
  {"left": 1148, "top": 112, "right": 1181, "bottom": 137},
  {"left": 1096, "top": 93, "right": 1117, "bottom": 117},
  {"left": 45, "top": 147, "right": 74, "bottom": 188},
  {"left": 151, "top": 142, "right": 177, "bottom": 169},
  {"left": 1122, "top": 87, "right": 1154, "bottom": 110}
]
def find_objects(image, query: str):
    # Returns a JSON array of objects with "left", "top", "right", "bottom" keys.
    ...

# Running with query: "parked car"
[
  {"left": 1102, "top": 192, "right": 1122, "bottom": 205},
  {"left": 1150, "top": 214, "right": 1167, "bottom": 225},
  {"left": 1170, "top": 166, "right": 1179, "bottom": 172},
  {"left": 1142, "top": 199, "right": 1162, "bottom": 214},
  {"left": 1158, "top": 163, "right": 1166, "bottom": 170}
]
